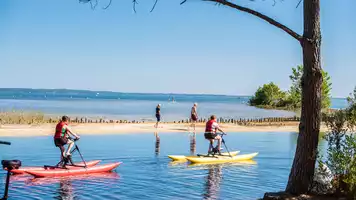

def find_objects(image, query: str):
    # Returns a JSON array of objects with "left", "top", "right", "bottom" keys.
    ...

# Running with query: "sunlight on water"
[{"left": 0, "top": 132, "right": 327, "bottom": 200}]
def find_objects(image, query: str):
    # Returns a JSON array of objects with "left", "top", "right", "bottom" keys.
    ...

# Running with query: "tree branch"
[
  {"left": 296, "top": 0, "right": 302, "bottom": 8},
  {"left": 203, "top": 0, "right": 302, "bottom": 42},
  {"left": 150, "top": 0, "right": 159, "bottom": 12},
  {"left": 90, "top": 0, "right": 98, "bottom": 10},
  {"left": 133, "top": 0, "right": 138, "bottom": 13},
  {"left": 103, "top": 0, "right": 112, "bottom": 9}
]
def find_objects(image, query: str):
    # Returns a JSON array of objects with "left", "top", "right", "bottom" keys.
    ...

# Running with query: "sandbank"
[{"left": 0, "top": 122, "right": 328, "bottom": 137}]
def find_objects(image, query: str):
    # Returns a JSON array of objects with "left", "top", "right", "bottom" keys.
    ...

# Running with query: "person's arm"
[
  {"left": 215, "top": 122, "right": 225, "bottom": 135},
  {"left": 217, "top": 127, "right": 225, "bottom": 135},
  {"left": 65, "top": 125, "right": 80, "bottom": 139}
]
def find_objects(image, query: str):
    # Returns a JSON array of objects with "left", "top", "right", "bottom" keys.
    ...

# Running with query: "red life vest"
[
  {"left": 54, "top": 121, "right": 68, "bottom": 138},
  {"left": 205, "top": 119, "right": 216, "bottom": 133}
]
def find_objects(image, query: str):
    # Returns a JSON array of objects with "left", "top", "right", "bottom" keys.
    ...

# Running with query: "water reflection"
[
  {"left": 187, "top": 161, "right": 258, "bottom": 200},
  {"left": 1, "top": 132, "right": 299, "bottom": 200},
  {"left": 154, "top": 132, "right": 160, "bottom": 156},
  {"left": 288, "top": 131, "right": 328, "bottom": 155},
  {"left": 27, "top": 172, "right": 120, "bottom": 186},
  {"left": 289, "top": 132, "right": 298, "bottom": 153},
  {"left": 56, "top": 179, "right": 74, "bottom": 200},
  {"left": 203, "top": 165, "right": 223, "bottom": 200},
  {"left": 9, "top": 172, "right": 120, "bottom": 200},
  {"left": 188, "top": 160, "right": 257, "bottom": 168},
  {"left": 190, "top": 133, "right": 196, "bottom": 155}
]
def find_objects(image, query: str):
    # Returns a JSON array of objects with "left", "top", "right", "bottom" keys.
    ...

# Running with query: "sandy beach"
[{"left": 0, "top": 122, "right": 329, "bottom": 137}]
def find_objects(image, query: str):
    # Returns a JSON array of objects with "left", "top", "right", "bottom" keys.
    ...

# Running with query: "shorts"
[
  {"left": 54, "top": 137, "right": 68, "bottom": 147},
  {"left": 191, "top": 114, "right": 197, "bottom": 121},
  {"left": 204, "top": 132, "right": 217, "bottom": 140},
  {"left": 156, "top": 114, "right": 161, "bottom": 122}
]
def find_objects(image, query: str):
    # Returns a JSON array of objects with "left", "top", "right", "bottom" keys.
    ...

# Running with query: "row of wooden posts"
[{"left": 47, "top": 116, "right": 301, "bottom": 124}]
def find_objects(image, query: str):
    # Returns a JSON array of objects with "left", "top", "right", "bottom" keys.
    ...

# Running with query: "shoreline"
[{"left": 0, "top": 122, "right": 329, "bottom": 137}]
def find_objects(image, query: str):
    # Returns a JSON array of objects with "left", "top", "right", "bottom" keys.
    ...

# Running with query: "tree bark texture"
[{"left": 285, "top": 0, "right": 322, "bottom": 194}]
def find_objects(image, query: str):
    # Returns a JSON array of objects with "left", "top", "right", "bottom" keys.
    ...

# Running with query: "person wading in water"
[
  {"left": 189, "top": 103, "right": 198, "bottom": 132},
  {"left": 154, "top": 104, "right": 161, "bottom": 128}
]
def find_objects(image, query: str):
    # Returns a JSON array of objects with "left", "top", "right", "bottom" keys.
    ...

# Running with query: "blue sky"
[{"left": 0, "top": 0, "right": 354, "bottom": 97}]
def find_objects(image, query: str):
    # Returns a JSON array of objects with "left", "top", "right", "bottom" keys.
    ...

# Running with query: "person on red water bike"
[
  {"left": 54, "top": 116, "right": 80, "bottom": 160},
  {"left": 204, "top": 115, "right": 225, "bottom": 154}
]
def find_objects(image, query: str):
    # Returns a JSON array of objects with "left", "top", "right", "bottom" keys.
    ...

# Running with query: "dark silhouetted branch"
[
  {"left": 150, "top": 0, "right": 159, "bottom": 12},
  {"left": 180, "top": 0, "right": 187, "bottom": 5},
  {"left": 202, "top": 0, "right": 302, "bottom": 41},
  {"left": 296, "top": 0, "right": 302, "bottom": 8},
  {"left": 133, "top": 0, "right": 138, "bottom": 12},
  {"left": 103, "top": 0, "right": 112, "bottom": 9},
  {"left": 90, "top": 0, "right": 98, "bottom": 9}
]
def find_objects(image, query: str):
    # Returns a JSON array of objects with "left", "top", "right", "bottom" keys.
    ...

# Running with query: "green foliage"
[
  {"left": 322, "top": 110, "right": 348, "bottom": 177},
  {"left": 343, "top": 134, "right": 356, "bottom": 199},
  {"left": 318, "top": 88, "right": 356, "bottom": 198},
  {"left": 248, "top": 82, "right": 287, "bottom": 107},
  {"left": 321, "top": 70, "right": 332, "bottom": 109},
  {"left": 287, "top": 65, "right": 332, "bottom": 109},
  {"left": 248, "top": 64, "right": 332, "bottom": 110},
  {"left": 286, "top": 65, "right": 303, "bottom": 108},
  {"left": 346, "top": 86, "right": 356, "bottom": 129}
]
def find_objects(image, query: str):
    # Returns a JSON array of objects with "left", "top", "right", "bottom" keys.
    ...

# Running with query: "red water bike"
[{"left": 0, "top": 140, "right": 21, "bottom": 200}]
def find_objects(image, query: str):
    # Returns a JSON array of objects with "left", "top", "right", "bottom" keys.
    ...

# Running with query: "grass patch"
[{"left": 0, "top": 110, "right": 46, "bottom": 125}]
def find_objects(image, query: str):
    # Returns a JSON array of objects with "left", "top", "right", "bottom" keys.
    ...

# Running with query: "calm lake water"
[
  {"left": 0, "top": 88, "right": 348, "bottom": 121},
  {"left": 0, "top": 132, "right": 327, "bottom": 200}
]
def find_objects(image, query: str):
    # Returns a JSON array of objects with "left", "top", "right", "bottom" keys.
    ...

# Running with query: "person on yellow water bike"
[
  {"left": 54, "top": 116, "right": 80, "bottom": 160},
  {"left": 204, "top": 115, "right": 225, "bottom": 154}
]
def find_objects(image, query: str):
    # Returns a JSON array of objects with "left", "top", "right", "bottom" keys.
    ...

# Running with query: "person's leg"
[
  {"left": 55, "top": 138, "right": 66, "bottom": 159},
  {"left": 65, "top": 139, "right": 74, "bottom": 156},
  {"left": 58, "top": 145, "right": 65, "bottom": 162},
  {"left": 157, "top": 115, "right": 161, "bottom": 128},
  {"left": 208, "top": 139, "right": 214, "bottom": 152},
  {"left": 215, "top": 135, "right": 222, "bottom": 152},
  {"left": 155, "top": 115, "right": 160, "bottom": 128}
]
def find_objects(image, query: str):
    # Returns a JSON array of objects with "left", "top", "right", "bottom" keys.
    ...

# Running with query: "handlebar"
[
  {"left": 68, "top": 137, "right": 79, "bottom": 142},
  {"left": 0, "top": 141, "right": 11, "bottom": 145}
]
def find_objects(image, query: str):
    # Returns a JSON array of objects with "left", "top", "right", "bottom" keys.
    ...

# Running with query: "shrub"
[
  {"left": 248, "top": 82, "right": 287, "bottom": 107},
  {"left": 317, "top": 88, "right": 356, "bottom": 198}
]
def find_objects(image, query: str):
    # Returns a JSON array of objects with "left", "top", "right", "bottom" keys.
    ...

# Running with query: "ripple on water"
[{"left": 0, "top": 132, "right": 302, "bottom": 200}]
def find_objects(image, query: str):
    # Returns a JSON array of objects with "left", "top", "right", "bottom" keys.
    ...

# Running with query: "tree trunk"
[{"left": 285, "top": 0, "right": 322, "bottom": 194}]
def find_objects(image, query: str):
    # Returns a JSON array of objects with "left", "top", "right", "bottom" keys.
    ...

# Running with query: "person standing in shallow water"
[
  {"left": 155, "top": 104, "right": 161, "bottom": 128},
  {"left": 190, "top": 103, "right": 198, "bottom": 132}
]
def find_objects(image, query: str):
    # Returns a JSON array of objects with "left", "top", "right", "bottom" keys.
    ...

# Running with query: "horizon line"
[{"left": 0, "top": 87, "right": 347, "bottom": 99}]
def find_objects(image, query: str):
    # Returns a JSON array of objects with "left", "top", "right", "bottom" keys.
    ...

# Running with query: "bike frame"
[
  {"left": 44, "top": 138, "right": 87, "bottom": 169},
  {"left": 1, "top": 141, "right": 12, "bottom": 200}
]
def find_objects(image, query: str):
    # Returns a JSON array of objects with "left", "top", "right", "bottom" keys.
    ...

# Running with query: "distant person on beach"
[
  {"left": 155, "top": 104, "right": 161, "bottom": 128},
  {"left": 204, "top": 115, "right": 225, "bottom": 154},
  {"left": 54, "top": 116, "right": 80, "bottom": 160},
  {"left": 190, "top": 103, "right": 198, "bottom": 131}
]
